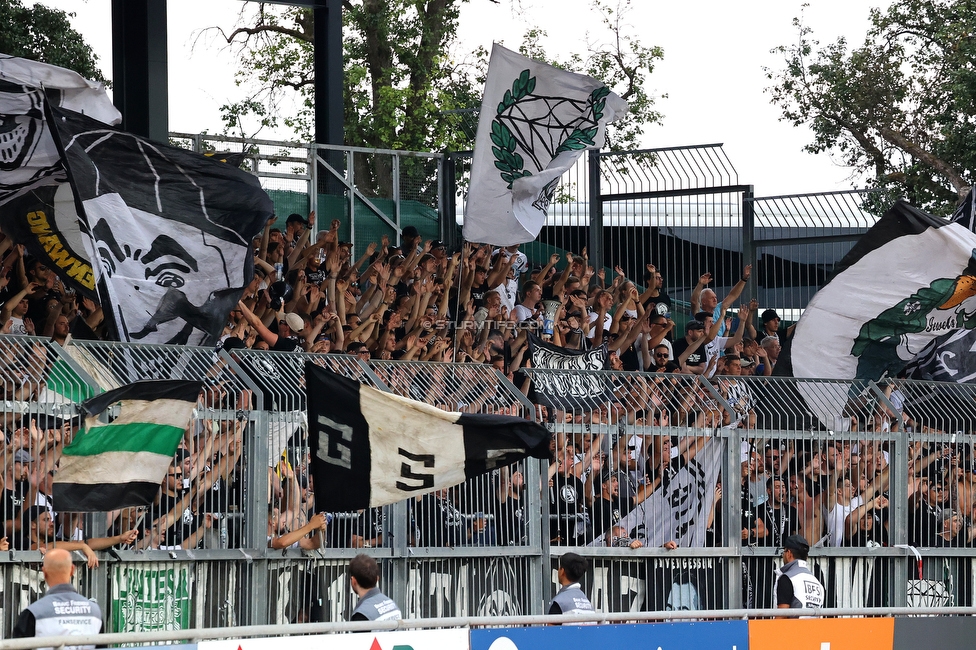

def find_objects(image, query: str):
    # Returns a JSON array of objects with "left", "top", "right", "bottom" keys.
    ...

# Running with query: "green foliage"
[
  {"left": 0, "top": 0, "right": 106, "bottom": 82},
  {"left": 766, "top": 0, "right": 976, "bottom": 214},
  {"left": 214, "top": 0, "right": 663, "bottom": 157},
  {"left": 213, "top": 1, "right": 477, "bottom": 155}
]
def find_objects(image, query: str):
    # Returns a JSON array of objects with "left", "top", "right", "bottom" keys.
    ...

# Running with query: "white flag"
[
  {"left": 614, "top": 438, "right": 723, "bottom": 548},
  {"left": 463, "top": 44, "right": 627, "bottom": 246},
  {"left": 0, "top": 54, "right": 121, "bottom": 206}
]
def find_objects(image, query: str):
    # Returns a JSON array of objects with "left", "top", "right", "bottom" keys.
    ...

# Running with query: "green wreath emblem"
[{"left": 490, "top": 70, "right": 610, "bottom": 189}]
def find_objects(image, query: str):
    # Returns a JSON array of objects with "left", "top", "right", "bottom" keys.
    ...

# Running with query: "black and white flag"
[
  {"left": 528, "top": 334, "right": 612, "bottom": 411},
  {"left": 609, "top": 438, "right": 723, "bottom": 548},
  {"left": 50, "top": 106, "right": 274, "bottom": 346},
  {"left": 464, "top": 44, "right": 627, "bottom": 246},
  {"left": 904, "top": 188, "right": 976, "bottom": 383},
  {"left": 306, "top": 362, "right": 552, "bottom": 512},
  {"left": 0, "top": 55, "right": 121, "bottom": 297}
]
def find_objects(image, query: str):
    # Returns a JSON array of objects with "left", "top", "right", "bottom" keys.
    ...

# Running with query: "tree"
[
  {"left": 0, "top": 0, "right": 106, "bottom": 82},
  {"left": 766, "top": 0, "right": 976, "bottom": 214},
  {"left": 210, "top": 0, "right": 662, "bottom": 153}
]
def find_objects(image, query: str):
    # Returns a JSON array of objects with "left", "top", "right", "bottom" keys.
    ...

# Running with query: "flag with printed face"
[
  {"left": 306, "top": 362, "right": 552, "bottom": 511},
  {"left": 49, "top": 106, "right": 274, "bottom": 346},
  {"left": 0, "top": 55, "right": 121, "bottom": 298},
  {"left": 54, "top": 379, "right": 201, "bottom": 512},
  {"left": 464, "top": 44, "right": 627, "bottom": 246}
]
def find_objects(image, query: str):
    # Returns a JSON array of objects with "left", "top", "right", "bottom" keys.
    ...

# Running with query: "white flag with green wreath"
[{"left": 464, "top": 43, "right": 627, "bottom": 247}]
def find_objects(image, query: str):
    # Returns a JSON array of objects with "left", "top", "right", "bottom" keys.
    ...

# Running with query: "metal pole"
[
  {"left": 587, "top": 150, "right": 604, "bottom": 283},
  {"left": 741, "top": 186, "right": 758, "bottom": 305},
  {"left": 313, "top": 0, "right": 343, "bottom": 146},
  {"left": 441, "top": 154, "right": 458, "bottom": 250}
]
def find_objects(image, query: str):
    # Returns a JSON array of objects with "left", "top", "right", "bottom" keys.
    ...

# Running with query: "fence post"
[
  {"left": 741, "top": 186, "right": 757, "bottom": 304},
  {"left": 441, "top": 154, "right": 458, "bottom": 250},
  {"left": 869, "top": 381, "right": 909, "bottom": 607},
  {"left": 219, "top": 351, "right": 270, "bottom": 625},
  {"left": 309, "top": 143, "right": 319, "bottom": 231},
  {"left": 587, "top": 150, "right": 604, "bottom": 281}
]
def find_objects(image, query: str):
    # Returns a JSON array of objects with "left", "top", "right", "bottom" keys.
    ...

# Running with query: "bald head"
[{"left": 42, "top": 548, "right": 74, "bottom": 586}]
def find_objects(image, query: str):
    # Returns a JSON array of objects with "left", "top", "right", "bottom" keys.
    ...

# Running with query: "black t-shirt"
[
  {"left": 415, "top": 493, "right": 465, "bottom": 547},
  {"left": 619, "top": 344, "right": 640, "bottom": 371},
  {"left": 550, "top": 472, "right": 588, "bottom": 545},
  {"left": 155, "top": 489, "right": 200, "bottom": 548},
  {"left": 496, "top": 495, "right": 525, "bottom": 546},
  {"left": 2, "top": 479, "right": 30, "bottom": 539},
  {"left": 272, "top": 336, "right": 300, "bottom": 352},
  {"left": 756, "top": 503, "right": 798, "bottom": 548},
  {"left": 672, "top": 337, "right": 704, "bottom": 367},
  {"left": 590, "top": 495, "right": 628, "bottom": 541},
  {"left": 470, "top": 281, "right": 491, "bottom": 309},
  {"left": 642, "top": 292, "right": 673, "bottom": 315}
]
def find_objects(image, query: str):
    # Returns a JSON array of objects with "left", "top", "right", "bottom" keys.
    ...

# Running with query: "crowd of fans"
[{"left": 0, "top": 215, "right": 969, "bottom": 597}]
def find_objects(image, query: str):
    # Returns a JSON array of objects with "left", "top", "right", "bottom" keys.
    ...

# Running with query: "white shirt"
[
  {"left": 587, "top": 311, "right": 613, "bottom": 339},
  {"left": 828, "top": 496, "right": 863, "bottom": 547}
]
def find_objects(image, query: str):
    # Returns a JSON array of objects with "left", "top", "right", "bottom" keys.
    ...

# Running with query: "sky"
[{"left": 29, "top": 0, "right": 889, "bottom": 197}]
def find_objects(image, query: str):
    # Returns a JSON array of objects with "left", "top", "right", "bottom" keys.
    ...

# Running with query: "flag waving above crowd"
[
  {"left": 0, "top": 55, "right": 121, "bottom": 298},
  {"left": 780, "top": 200, "right": 976, "bottom": 383},
  {"left": 464, "top": 44, "right": 627, "bottom": 246},
  {"left": 306, "top": 362, "right": 552, "bottom": 512},
  {"left": 49, "top": 106, "right": 274, "bottom": 346},
  {"left": 0, "top": 55, "right": 273, "bottom": 345}
]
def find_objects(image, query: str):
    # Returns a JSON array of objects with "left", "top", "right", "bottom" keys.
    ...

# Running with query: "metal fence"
[
  {"left": 169, "top": 134, "right": 445, "bottom": 250},
  {"left": 167, "top": 131, "right": 885, "bottom": 334},
  {"left": 3, "top": 335, "right": 976, "bottom": 635}
]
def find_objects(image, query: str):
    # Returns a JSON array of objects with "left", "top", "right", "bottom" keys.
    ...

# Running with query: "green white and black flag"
[
  {"left": 779, "top": 200, "right": 976, "bottom": 382},
  {"left": 903, "top": 188, "right": 976, "bottom": 382},
  {"left": 464, "top": 44, "right": 627, "bottom": 246},
  {"left": 53, "top": 379, "right": 201, "bottom": 512},
  {"left": 774, "top": 200, "right": 976, "bottom": 428},
  {"left": 306, "top": 362, "right": 551, "bottom": 511}
]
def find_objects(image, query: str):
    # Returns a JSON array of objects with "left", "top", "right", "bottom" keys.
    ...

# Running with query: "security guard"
[
  {"left": 548, "top": 552, "right": 595, "bottom": 616},
  {"left": 775, "top": 534, "right": 825, "bottom": 609},
  {"left": 12, "top": 549, "right": 102, "bottom": 647},
  {"left": 349, "top": 554, "right": 402, "bottom": 622}
]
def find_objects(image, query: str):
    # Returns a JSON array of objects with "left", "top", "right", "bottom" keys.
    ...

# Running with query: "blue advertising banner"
[{"left": 471, "top": 622, "right": 749, "bottom": 650}]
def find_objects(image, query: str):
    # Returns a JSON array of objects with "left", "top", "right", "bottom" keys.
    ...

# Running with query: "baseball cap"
[
  {"left": 761, "top": 309, "right": 780, "bottom": 323},
  {"left": 285, "top": 213, "right": 309, "bottom": 226},
  {"left": 430, "top": 239, "right": 446, "bottom": 250},
  {"left": 686, "top": 320, "right": 705, "bottom": 331},
  {"left": 782, "top": 534, "right": 809, "bottom": 555},
  {"left": 283, "top": 313, "right": 305, "bottom": 333},
  {"left": 13, "top": 449, "right": 33, "bottom": 464}
]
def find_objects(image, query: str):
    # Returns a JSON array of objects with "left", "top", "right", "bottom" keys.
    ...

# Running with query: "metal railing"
[{"left": 4, "top": 336, "right": 976, "bottom": 634}]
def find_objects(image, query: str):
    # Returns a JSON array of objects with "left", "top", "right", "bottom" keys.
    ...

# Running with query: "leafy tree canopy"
[
  {"left": 0, "top": 0, "right": 106, "bottom": 83},
  {"left": 766, "top": 0, "right": 976, "bottom": 215},
  {"left": 210, "top": 0, "right": 663, "bottom": 154}
]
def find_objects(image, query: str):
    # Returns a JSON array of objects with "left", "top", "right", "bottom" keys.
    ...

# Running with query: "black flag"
[
  {"left": 49, "top": 106, "right": 274, "bottom": 346},
  {"left": 306, "top": 362, "right": 552, "bottom": 512}
]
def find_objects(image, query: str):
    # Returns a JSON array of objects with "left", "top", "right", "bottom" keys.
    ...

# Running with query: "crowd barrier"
[
  {"left": 3, "top": 335, "right": 976, "bottom": 635},
  {"left": 5, "top": 614, "right": 976, "bottom": 650}
]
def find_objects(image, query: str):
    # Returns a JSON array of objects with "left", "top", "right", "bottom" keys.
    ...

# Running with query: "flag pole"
[{"left": 452, "top": 239, "right": 469, "bottom": 362}]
